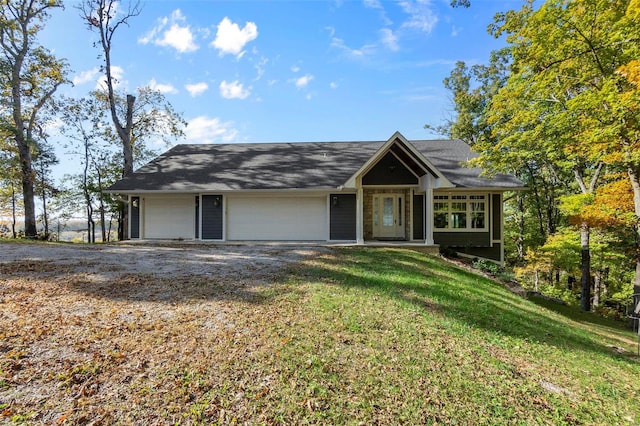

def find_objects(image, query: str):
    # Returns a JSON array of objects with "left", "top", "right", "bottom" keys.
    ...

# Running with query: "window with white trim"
[{"left": 433, "top": 194, "right": 487, "bottom": 231}]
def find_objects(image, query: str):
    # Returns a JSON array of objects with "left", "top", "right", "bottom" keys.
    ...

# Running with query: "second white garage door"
[{"left": 227, "top": 196, "right": 327, "bottom": 240}]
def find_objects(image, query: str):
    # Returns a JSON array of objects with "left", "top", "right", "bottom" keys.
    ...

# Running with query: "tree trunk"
[
  {"left": 118, "top": 202, "right": 126, "bottom": 241},
  {"left": 580, "top": 222, "right": 591, "bottom": 312},
  {"left": 11, "top": 185, "right": 17, "bottom": 239},
  {"left": 11, "top": 22, "right": 35, "bottom": 239},
  {"left": 41, "top": 182, "right": 49, "bottom": 239},
  {"left": 18, "top": 143, "right": 37, "bottom": 238},
  {"left": 629, "top": 167, "right": 640, "bottom": 297},
  {"left": 86, "top": 205, "right": 95, "bottom": 244},
  {"left": 108, "top": 210, "right": 116, "bottom": 242},
  {"left": 97, "top": 171, "right": 107, "bottom": 243},
  {"left": 97, "top": 5, "right": 135, "bottom": 241},
  {"left": 99, "top": 206, "right": 106, "bottom": 242},
  {"left": 83, "top": 139, "right": 93, "bottom": 243},
  {"left": 516, "top": 192, "right": 525, "bottom": 263},
  {"left": 593, "top": 270, "right": 601, "bottom": 308}
]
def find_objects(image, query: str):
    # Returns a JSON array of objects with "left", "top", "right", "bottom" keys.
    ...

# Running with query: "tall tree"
[
  {"left": 0, "top": 0, "right": 68, "bottom": 238},
  {"left": 430, "top": 52, "right": 569, "bottom": 263},
  {"left": 79, "top": 0, "right": 141, "bottom": 239},
  {"left": 79, "top": 1, "right": 186, "bottom": 240},
  {"left": 59, "top": 94, "right": 108, "bottom": 243},
  {"left": 0, "top": 147, "right": 22, "bottom": 238},
  {"left": 472, "top": 0, "right": 639, "bottom": 310},
  {"left": 59, "top": 89, "right": 185, "bottom": 242},
  {"left": 79, "top": 0, "right": 140, "bottom": 177},
  {"left": 32, "top": 140, "right": 58, "bottom": 239}
]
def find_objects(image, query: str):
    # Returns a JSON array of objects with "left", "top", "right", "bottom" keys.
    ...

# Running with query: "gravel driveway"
[{"left": 0, "top": 241, "right": 326, "bottom": 282}]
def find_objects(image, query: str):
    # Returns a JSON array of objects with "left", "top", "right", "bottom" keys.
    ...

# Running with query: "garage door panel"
[
  {"left": 144, "top": 196, "right": 194, "bottom": 239},
  {"left": 227, "top": 197, "right": 326, "bottom": 240}
]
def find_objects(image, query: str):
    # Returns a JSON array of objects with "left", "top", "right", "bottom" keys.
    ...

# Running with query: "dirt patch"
[
  {"left": 0, "top": 241, "right": 326, "bottom": 423},
  {"left": 0, "top": 242, "right": 325, "bottom": 281}
]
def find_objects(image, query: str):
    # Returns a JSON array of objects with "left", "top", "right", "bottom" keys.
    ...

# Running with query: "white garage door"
[
  {"left": 144, "top": 195, "right": 195, "bottom": 239},
  {"left": 227, "top": 196, "right": 327, "bottom": 240}
]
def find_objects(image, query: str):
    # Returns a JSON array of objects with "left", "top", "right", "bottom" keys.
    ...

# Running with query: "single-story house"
[{"left": 107, "top": 131, "right": 524, "bottom": 263}]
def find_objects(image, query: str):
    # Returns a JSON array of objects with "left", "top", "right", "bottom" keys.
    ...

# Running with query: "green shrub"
[{"left": 472, "top": 258, "right": 502, "bottom": 275}]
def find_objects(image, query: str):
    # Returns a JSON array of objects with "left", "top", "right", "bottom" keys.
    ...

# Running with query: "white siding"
[
  {"left": 144, "top": 195, "right": 195, "bottom": 239},
  {"left": 227, "top": 196, "right": 327, "bottom": 240}
]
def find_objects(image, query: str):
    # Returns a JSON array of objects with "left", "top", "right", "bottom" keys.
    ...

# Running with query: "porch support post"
[
  {"left": 424, "top": 177, "right": 434, "bottom": 245},
  {"left": 356, "top": 186, "right": 364, "bottom": 244}
]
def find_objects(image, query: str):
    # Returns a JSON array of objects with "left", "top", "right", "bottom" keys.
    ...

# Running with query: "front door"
[{"left": 373, "top": 194, "right": 405, "bottom": 239}]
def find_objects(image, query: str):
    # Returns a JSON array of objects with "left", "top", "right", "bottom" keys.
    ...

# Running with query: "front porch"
[{"left": 362, "top": 187, "right": 423, "bottom": 242}]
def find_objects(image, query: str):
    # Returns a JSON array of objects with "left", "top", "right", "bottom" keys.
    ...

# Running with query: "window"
[
  {"left": 433, "top": 194, "right": 487, "bottom": 231},
  {"left": 470, "top": 195, "right": 486, "bottom": 229},
  {"left": 434, "top": 195, "right": 449, "bottom": 229}
]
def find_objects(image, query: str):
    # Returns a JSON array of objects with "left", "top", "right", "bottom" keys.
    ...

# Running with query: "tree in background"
[
  {"left": 32, "top": 140, "right": 58, "bottom": 239},
  {"left": 79, "top": 0, "right": 140, "bottom": 240},
  {"left": 428, "top": 53, "right": 570, "bottom": 264},
  {"left": 58, "top": 95, "right": 105, "bottom": 243},
  {"left": 79, "top": 0, "right": 186, "bottom": 240},
  {"left": 95, "top": 88, "right": 186, "bottom": 168},
  {"left": 469, "top": 0, "right": 639, "bottom": 311},
  {"left": 0, "top": 0, "right": 68, "bottom": 238},
  {"left": 0, "top": 147, "right": 22, "bottom": 238},
  {"left": 435, "top": 0, "right": 640, "bottom": 312},
  {"left": 58, "top": 89, "right": 185, "bottom": 243}
]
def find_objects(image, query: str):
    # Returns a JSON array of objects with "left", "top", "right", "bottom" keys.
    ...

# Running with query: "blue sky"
[{"left": 41, "top": 0, "right": 523, "bottom": 177}]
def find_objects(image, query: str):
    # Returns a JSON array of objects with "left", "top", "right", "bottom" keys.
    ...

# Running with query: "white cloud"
[
  {"left": 363, "top": 0, "right": 382, "bottom": 9},
  {"left": 330, "top": 82, "right": 338, "bottom": 89},
  {"left": 254, "top": 56, "right": 268, "bottom": 81},
  {"left": 72, "top": 67, "right": 100, "bottom": 86},
  {"left": 331, "top": 37, "right": 376, "bottom": 58},
  {"left": 399, "top": 0, "right": 438, "bottom": 33},
  {"left": 211, "top": 17, "right": 258, "bottom": 58},
  {"left": 363, "top": 0, "right": 393, "bottom": 26},
  {"left": 138, "top": 16, "right": 168, "bottom": 45},
  {"left": 185, "top": 82, "right": 209, "bottom": 97},
  {"left": 293, "top": 74, "right": 313, "bottom": 89},
  {"left": 186, "top": 116, "right": 238, "bottom": 143},
  {"left": 148, "top": 78, "right": 178, "bottom": 94},
  {"left": 157, "top": 23, "right": 198, "bottom": 53},
  {"left": 96, "top": 65, "right": 125, "bottom": 91},
  {"left": 380, "top": 28, "right": 399, "bottom": 51},
  {"left": 291, "top": 65, "right": 300, "bottom": 73},
  {"left": 219, "top": 80, "right": 251, "bottom": 99},
  {"left": 139, "top": 9, "right": 198, "bottom": 53}
]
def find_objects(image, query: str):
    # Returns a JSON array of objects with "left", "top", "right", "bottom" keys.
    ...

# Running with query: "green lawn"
[
  {"left": 256, "top": 248, "right": 640, "bottom": 424},
  {"left": 2, "top": 246, "right": 639, "bottom": 424}
]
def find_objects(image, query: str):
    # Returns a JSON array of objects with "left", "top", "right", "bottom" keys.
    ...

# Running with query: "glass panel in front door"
[{"left": 383, "top": 197, "right": 394, "bottom": 227}]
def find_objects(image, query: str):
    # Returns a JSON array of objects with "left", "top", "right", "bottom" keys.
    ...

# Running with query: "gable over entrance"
[{"left": 363, "top": 152, "right": 418, "bottom": 186}]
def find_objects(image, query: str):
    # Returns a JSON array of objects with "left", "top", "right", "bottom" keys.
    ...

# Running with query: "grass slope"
[
  {"left": 1, "top": 247, "right": 639, "bottom": 424},
  {"left": 270, "top": 248, "right": 640, "bottom": 425}
]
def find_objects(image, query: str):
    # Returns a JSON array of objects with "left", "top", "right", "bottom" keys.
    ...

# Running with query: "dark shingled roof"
[
  {"left": 107, "top": 139, "right": 523, "bottom": 192},
  {"left": 410, "top": 140, "right": 523, "bottom": 188}
]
